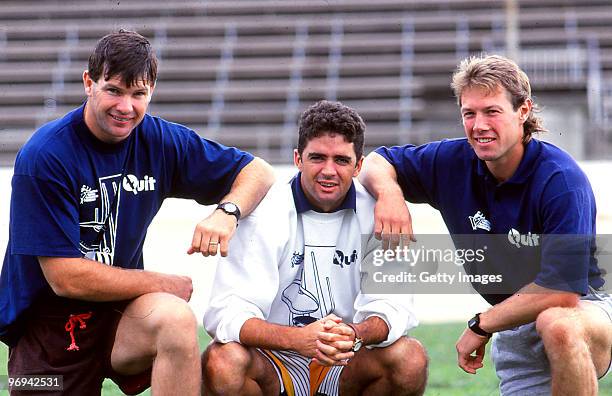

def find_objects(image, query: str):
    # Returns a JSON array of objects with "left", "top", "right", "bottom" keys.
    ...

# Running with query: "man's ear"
[
  {"left": 293, "top": 149, "right": 302, "bottom": 170},
  {"left": 147, "top": 82, "right": 156, "bottom": 101},
  {"left": 519, "top": 98, "right": 533, "bottom": 123},
  {"left": 83, "top": 71, "right": 94, "bottom": 96},
  {"left": 353, "top": 155, "right": 364, "bottom": 177}
]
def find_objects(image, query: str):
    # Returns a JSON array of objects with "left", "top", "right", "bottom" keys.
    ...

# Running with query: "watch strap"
[{"left": 468, "top": 313, "right": 492, "bottom": 338}]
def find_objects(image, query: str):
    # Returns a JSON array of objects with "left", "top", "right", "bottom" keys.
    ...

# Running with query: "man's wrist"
[{"left": 467, "top": 313, "right": 492, "bottom": 338}]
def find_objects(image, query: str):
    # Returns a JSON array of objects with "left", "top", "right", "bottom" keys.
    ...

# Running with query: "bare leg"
[
  {"left": 339, "top": 336, "right": 428, "bottom": 396},
  {"left": 536, "top": 302, "right": 612, "bottom": 396},
  {"left": 111, "top": 292, "right": 201, "bottom": 395},
  {"left": 202, "top": 341, "right": 279, "bottom": 396}
]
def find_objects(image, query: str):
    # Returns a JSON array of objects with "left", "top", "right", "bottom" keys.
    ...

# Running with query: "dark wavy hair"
[
  {"left": 88, "top": 29, "right": 157, "bottom": 87},
  {"left": 297, "top": 100, "right": 366, "bottom": 159}
]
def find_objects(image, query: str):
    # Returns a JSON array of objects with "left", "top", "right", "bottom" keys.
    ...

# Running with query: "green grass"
[{"left": 2, "top": 323, "right": 611, "bottom": 395}]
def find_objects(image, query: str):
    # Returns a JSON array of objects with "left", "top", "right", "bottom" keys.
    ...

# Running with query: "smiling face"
[
  {"left": 82, "top": 71, "right": 154, "bottom": 144},
  {"left": 294, "top": 132, "right": 363, "bottom": 212},
  {"left": 460, "top": 85, "right": 531, "bottom": 181}
]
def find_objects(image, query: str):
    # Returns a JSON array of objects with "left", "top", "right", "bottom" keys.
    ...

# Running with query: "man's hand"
[
  {"left": 313, "top": 319, "right": 355, "bottom": 366},
  {"left": 291, "top": 315, "right": 354, "bottom": 366},
  {"left": 187, "top": 209, "right": 238, "bottom": 257},
  {"left": 456, "top": 328, "right": 490, "bottom": 374},
  {"left": 374, "top": 189, "right": 415, "bottom": 251},
  {"left": 159, "top": 273, "right": 194, "bottom": 302}
]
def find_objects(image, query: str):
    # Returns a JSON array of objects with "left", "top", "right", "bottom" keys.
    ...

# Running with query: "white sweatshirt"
[{"left": 204, "top": 179, "right": 418, "bottom": 348}]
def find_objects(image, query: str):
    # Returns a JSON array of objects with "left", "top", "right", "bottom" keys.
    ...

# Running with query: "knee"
[
  {"left": 148, "top": 294, "right": 198, "bottom": 350},
  {"left": 384, "top": 337, "right": 428, "bottom": 395},
  {"left": 536, "top": 307, "right": 584, "bottom": 352},
  {"left": 202, "top": 342, "right": 251, "bottom": 394}
]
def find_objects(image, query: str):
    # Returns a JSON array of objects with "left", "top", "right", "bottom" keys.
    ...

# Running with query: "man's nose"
[
  {"left": 473, "top": 113, "right": 489, "bottom": 132},
  {"left": 115, "top": 95, "right": 132, "bottom": 114}
]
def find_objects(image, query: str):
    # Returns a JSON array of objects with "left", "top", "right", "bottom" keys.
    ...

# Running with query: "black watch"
[
  {"left": 467, "top": 313, "right": 492, "bottom": 338},
  {"left": 217, "top": 202, "right": 241, "bottom": 221}
]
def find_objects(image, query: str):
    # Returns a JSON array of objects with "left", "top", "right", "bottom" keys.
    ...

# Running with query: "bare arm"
[
  {"left": 188, "top": 157, "right": 275, "bottom": 257},
  {"left": 358, "top": 152, "right": 414, "bottom": 247},
  {"left": 39, "top": 256, "right": 193, "bottom": 302},
  {"left": 456, "top": 282, "right": 579, "bottom": 374},
  {"left": 479, "top": 282, "right": 579, "bottom": 333},
  {"left": 347, "top": 316, "right": 390, "bottom": 346}
]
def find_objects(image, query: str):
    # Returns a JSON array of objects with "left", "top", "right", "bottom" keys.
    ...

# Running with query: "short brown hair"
[
  {"left": 451, "top": 54, "right": 546, "bottom": 142},
  {"left": 297, "top": 100, "right": 366, "bottom": 159},
  {"left": 88, "top": 29, "right": 157, "bottom": 87}
]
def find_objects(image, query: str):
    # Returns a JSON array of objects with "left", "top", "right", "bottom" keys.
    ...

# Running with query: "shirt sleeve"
[
  {"left": 353, "top": 234, "right": 419, "bottom": 348},
  {"left": 203, "top": 208, "right": 283, "bottom": 343},
  {"left": 10, "top": 174, "right": 81, "bottom": 258},
  {"left": 374, "top": 143, "right": 441, "bottom": 206},
  {"left": 534, "top": 185, "right": 596, "bottom": 294},
  {"left": 165, "top": 126, "right": 254, "bottom": 204}
]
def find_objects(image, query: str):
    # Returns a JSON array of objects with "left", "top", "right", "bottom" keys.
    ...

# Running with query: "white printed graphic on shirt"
[{"left": 79, "top": 174, "right": 122, "bottom": 265}]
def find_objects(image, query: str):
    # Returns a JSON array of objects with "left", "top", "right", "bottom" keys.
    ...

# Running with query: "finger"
[
  {"left": 457, "top": 353, "right": 474, "bottom": 374},
  {"left": 389, "top": 222, "right": 401, "bottom": 252},
  {"left": 315, "top": 340, "right": 340, "bottom": 356},
  {"left": 327, "top": 340, "right": 354, "bottom": 353},
  {"left": 218, "top": 233, "right": 230, "bottom": 257},
  {"left": 206, "top": 237, "right": 220, "bottom": 256},
  {"left": 325, "top": 313, "right": 342, "bottom": 322},
  {"left": 314, "top": 349, "right": 335, "bottom": 366},
  {"left": 374, "top": 217, "right": 384, "bottom": 241},
  {"left": 188, "top": 230, "right": 203, "bottom": 255},
  {"left": 381, "top": 223, "right": 391, "bottom": 251},
  {"left": 318, "top": 332, "right": 350, "bottom": 343},
  {"left": 331, "top": 350, "right": 354, "bottom": 361},
  {"left": 474, "top": 344, "right": 486, "bottom": 364},
  {"left": 405, "top": 212, "right": 416, "bottom": 242}
]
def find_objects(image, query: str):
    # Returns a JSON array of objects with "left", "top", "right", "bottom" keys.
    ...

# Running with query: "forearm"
[
  {"left": 39, "top": 256, "right": 189, "bottom": 302},
  {"left": 239, "top": 318, "right": 301, "bottom": 351},
  {"left": 359, "top": 152, "right": 403, "bottom": 200},
  {"left": 221, "top": 157, "right": 275, "bottom": 216},
  {"left": 479, "top": 282, "right": 580, "bottom": 333},
  {"left": 351, "top": 316, "right": 389, "bottom": 346}
]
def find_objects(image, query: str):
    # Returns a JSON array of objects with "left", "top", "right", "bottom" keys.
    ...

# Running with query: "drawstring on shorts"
[{"left": 64, "top": 312, "right": 92, "bottom": 351}]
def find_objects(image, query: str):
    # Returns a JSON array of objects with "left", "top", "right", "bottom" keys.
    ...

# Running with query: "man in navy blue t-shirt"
[
  {"left": 359, "top": 55, "right": 612, "bottom": 395},
  {"left": 0, "top": 30, "right": 274, "bottom": 395}
]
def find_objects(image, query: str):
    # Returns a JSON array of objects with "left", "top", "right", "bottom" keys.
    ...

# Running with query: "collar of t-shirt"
[
  {"left": 290, "top": 172, "right": 357, "bottom": 214},
  {"left": 475, "top": 138, "right": 541, "bottom": 186}
]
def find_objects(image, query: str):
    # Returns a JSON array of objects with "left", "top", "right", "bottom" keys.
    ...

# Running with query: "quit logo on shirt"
[
  {"left": 507, "top": 228, "right": 540, "bottom": 248},
  {"left": 122, "top": 174, "right": 156, "bottom": 195}
]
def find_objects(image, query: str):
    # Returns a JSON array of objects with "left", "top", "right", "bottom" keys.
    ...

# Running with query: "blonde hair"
[{"left": 451, "top": 55, "right": 546, "bottom": 142}]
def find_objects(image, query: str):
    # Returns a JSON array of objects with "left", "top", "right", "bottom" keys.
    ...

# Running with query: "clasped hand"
[{"left": 295, "top": 314, "right": 356, "bottom": 366}]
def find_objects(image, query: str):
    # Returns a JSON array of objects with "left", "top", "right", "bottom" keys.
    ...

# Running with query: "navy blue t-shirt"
[
  {"left": 0, "top": 105, "right": 253, "bottom": 345},
  {"left": 376, "top": 138, "right": 603, "bottom": 305}
]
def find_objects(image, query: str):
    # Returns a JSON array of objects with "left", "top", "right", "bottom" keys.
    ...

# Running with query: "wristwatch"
[
  {"left": 217, "top": 202, "right": 241, "bottom": 221},
  {"left": 347, "top": 323, "right": 363, "bottom": 352},
  {"left": 468, "top": 313, "right": 492, "bottom": 338}
]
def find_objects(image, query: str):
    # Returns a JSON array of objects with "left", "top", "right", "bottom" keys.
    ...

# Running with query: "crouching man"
[{"left": 202, "top": 100, "right": 428, "bottom": 395}]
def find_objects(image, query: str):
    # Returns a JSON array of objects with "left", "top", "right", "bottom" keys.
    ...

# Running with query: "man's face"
[
  {"left": 294, "top": 133, "right": 363, "bottom": 212},
  {"left": 82, "top": 71, "right": 154, "bottom": 144},
  {"left": 460, "top": 85, "right": 531, "bottom": 180}
]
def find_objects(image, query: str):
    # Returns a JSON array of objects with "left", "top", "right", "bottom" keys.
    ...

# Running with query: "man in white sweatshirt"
[{"left": 202, "top": 100, "right": 428, "bottom": 396}]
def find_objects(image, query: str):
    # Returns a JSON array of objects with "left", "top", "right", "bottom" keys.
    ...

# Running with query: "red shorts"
[{"left": 8, "top": 294, "right": 151, "bottom": 395}]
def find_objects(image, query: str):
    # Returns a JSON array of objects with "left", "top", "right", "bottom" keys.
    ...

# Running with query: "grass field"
[{"left": 2, "top": 322, "right": 611, "bottom": 395}]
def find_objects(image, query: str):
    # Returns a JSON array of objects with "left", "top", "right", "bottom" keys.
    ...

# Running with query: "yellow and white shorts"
[{"left": 258, "top": 349, "right": 345, "bottom": 396}]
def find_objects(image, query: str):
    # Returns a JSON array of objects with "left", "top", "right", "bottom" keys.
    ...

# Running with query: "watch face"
[
  {"left": 223, "top": 203, "right": 237, "bottom": 213},
  {"left": 468, "top": 318, "right": 477, "bottom": 328},
  {"left": 352, "top": 338, "right": 363, "bottom": 352}
]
